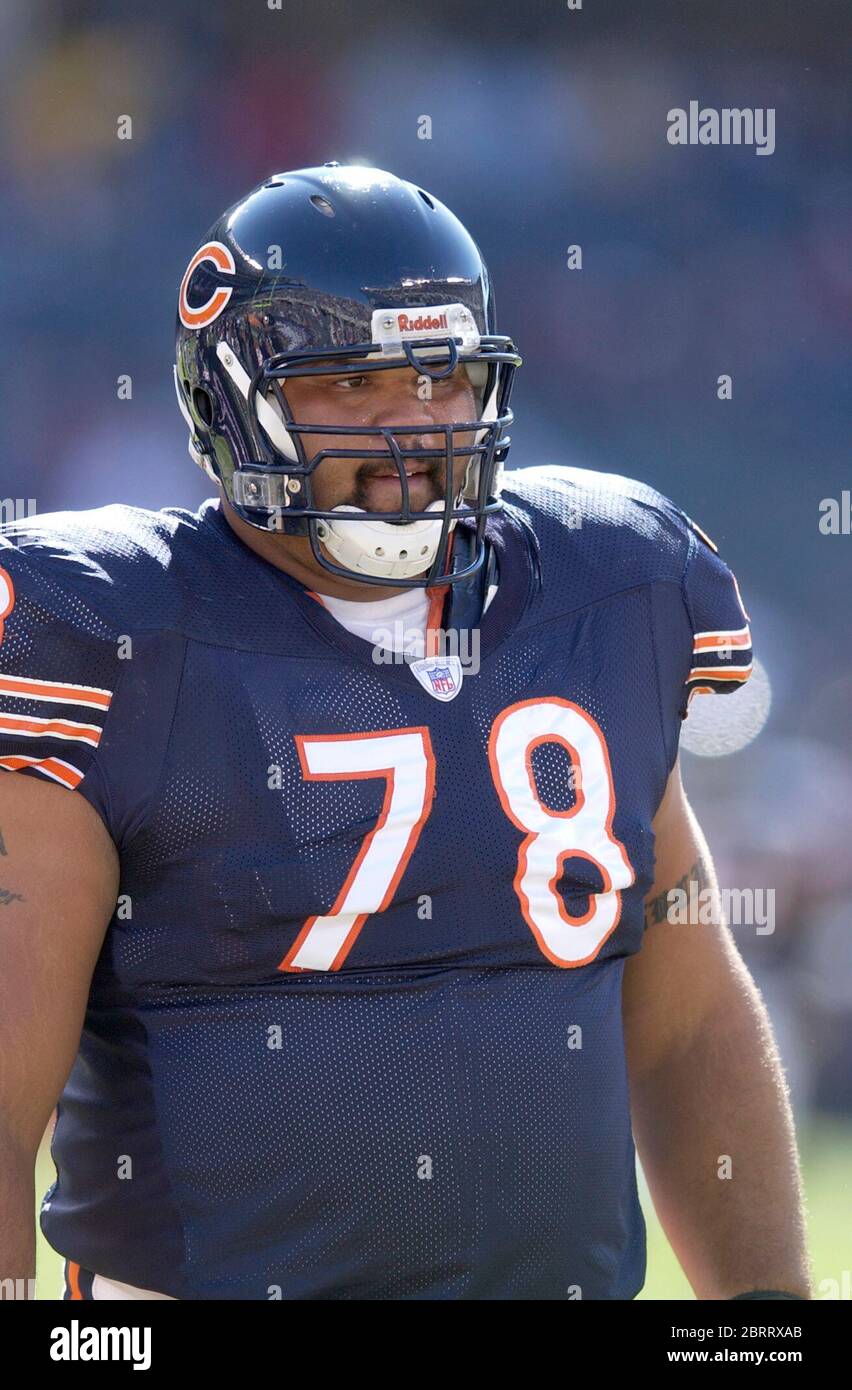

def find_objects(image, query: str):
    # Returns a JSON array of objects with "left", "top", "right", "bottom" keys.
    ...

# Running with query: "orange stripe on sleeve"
[
  {"left": 0, "top": 713, "right": 102, "bottom": 746},
  {"left": 0, "top": 755, "right": 84, "bottom": 788},
  {"left": 0, "top": 674, "right": 112, "bottom": 708},
  {"left": 692, "top": 629, "right": 751, "bottom": 651},
  {"left": 688, "top": 666, "right": 752, "bottom": 682}
]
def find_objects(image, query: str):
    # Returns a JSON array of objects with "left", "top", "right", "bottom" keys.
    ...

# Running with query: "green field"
[
  {"left": 35, "top": 1117, "right": 851, "bottom": 1300},
  {"left": 636, "top": 1117, "right": 852, "bottom": 1299}
]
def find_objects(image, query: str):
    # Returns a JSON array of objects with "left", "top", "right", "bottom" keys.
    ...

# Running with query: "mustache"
[{"left": 351, "top": 460, "right": 443, "bottom": 513}]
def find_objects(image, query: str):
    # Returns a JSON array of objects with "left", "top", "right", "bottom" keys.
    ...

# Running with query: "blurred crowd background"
[{"left": 1, "top": 0, "right": 850, "bottom": 1294}]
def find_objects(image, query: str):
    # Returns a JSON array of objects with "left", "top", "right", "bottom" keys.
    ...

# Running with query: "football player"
[{"left": 0, "top": 164, "right": 809, "bottom": 1300}]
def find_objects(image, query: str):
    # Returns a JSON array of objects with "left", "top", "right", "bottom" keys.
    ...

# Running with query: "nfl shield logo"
[
  {"left": 410, "top": 654, "right": 464, "bottom": 702},
  {"left": 428, "top": 664, "right": 455, "bottom": 694}
]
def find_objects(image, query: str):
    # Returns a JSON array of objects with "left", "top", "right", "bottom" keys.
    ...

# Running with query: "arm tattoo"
[{"left": 644, "top": 857, "right": 711, "bottom": 929}]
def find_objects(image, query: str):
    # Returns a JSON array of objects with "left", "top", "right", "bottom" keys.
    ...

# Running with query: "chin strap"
[{"left": 440, "top": 523, "right": 499, "bottom": 643}]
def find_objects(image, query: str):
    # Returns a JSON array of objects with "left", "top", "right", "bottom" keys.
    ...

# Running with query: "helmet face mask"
[{"left": 175, "top": 164, "right": 522, "bottom": 588}]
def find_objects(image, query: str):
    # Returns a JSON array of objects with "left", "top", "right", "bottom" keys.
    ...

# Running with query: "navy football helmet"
[{"left": 174, "top": 163, "right": 521, "bottom": 588}]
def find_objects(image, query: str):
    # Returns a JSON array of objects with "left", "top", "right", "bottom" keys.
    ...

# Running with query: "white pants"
[{"left": 91, "top": 1274, "right": 175, "bottom": 1300}]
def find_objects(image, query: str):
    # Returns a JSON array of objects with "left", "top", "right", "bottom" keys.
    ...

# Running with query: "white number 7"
[{"left": 280, "top": 728, "right": 436, "bottom": 972}]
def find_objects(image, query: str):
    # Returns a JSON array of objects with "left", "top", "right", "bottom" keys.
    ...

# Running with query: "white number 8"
[{"left": 488, "top": 697, "right": 635, "bottom": 966}]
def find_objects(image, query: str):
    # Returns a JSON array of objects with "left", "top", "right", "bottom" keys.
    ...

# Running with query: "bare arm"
[
  {"left": 623, "top": 758, "right": 811, "bottom": 1300},
  {"left": 0, "top": 774, "right": 118, "bottom": 1299}
]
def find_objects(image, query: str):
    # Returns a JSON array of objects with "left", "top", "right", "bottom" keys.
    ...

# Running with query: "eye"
[{"left": 333, "top": 374, "right": 369, "bottom": 389}]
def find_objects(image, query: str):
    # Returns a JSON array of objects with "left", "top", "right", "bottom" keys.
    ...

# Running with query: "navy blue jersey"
[{"left": 0, "top": 465, "right": 752, "bottom": 1300}]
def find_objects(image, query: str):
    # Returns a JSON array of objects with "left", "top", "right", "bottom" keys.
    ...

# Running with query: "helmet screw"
[
  {"left": 286, "top": 478, "right": 301, "bottom": 493},
  {"left": 382, "top": 317, "right": 394, "bottom": 330},
  {"left": 223, "top": 353, "right": 233, "bottom": 366},
  {"left": 317, "top": 524, "right": 327, "bottom": 537}
]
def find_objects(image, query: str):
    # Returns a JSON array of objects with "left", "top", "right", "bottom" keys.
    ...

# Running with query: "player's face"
[{"left": 277, "top": 360, "right": 478, "bottom": 514}]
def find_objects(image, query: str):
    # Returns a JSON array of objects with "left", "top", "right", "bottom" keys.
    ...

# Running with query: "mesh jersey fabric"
[{"left": 0, "top": 464, "right": 752, "bottom": 1299}]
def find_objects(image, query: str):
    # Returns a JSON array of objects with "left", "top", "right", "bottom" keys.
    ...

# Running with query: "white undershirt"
[
  {"left": 316, "top": 578, "right": 499, "bottom": 659},
  {"left": 318, "top": 586, "right": 432, "bottom": 659}
]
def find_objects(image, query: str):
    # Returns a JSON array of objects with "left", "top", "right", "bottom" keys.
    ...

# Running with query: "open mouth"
[
  {"left": 367, "top": 462, "right": 431, "bottom": 479},
  {"left": 358, "top": 463, "right": 437, "bottom": 511}
]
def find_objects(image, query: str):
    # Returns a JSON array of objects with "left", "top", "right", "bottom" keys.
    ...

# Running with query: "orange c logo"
[{"left": 178, "top": 241, "right": 236, "bottom": 330}]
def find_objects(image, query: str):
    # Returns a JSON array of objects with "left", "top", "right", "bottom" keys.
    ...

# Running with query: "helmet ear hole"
[{"left": 192, "top": 387, "right": 215, "bottom": 427}]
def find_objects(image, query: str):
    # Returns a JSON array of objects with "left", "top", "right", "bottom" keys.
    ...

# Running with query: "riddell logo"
[{"left": 397, "top": 312, "right": 448, "bottom": 332}]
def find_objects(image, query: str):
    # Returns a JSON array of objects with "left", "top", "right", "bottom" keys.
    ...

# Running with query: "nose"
[{"left": 365, "top": 382, "right": 450, "bottom": 445}]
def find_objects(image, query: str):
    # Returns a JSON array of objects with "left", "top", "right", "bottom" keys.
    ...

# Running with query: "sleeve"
[
  {"left": 678, "top": 513, "right": 753, "bottom": 708},
  {"left": 0, "top": 543, "right": 125, "bottom": 826}
]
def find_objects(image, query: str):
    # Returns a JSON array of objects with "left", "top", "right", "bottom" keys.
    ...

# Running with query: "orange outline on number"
[
  {"left": 0, "top": 566, "right": 15, "bottom": 646},
  {"left": 487, "top": 696, "right": 634, "bottom": 968},
  {"left": 280, "top": 727, "right": 436, "bottom": 972}
]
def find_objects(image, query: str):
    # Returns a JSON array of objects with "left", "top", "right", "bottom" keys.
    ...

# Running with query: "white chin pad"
[{"left": 320, "top": 500, "right": 456, "bottom": 580}]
